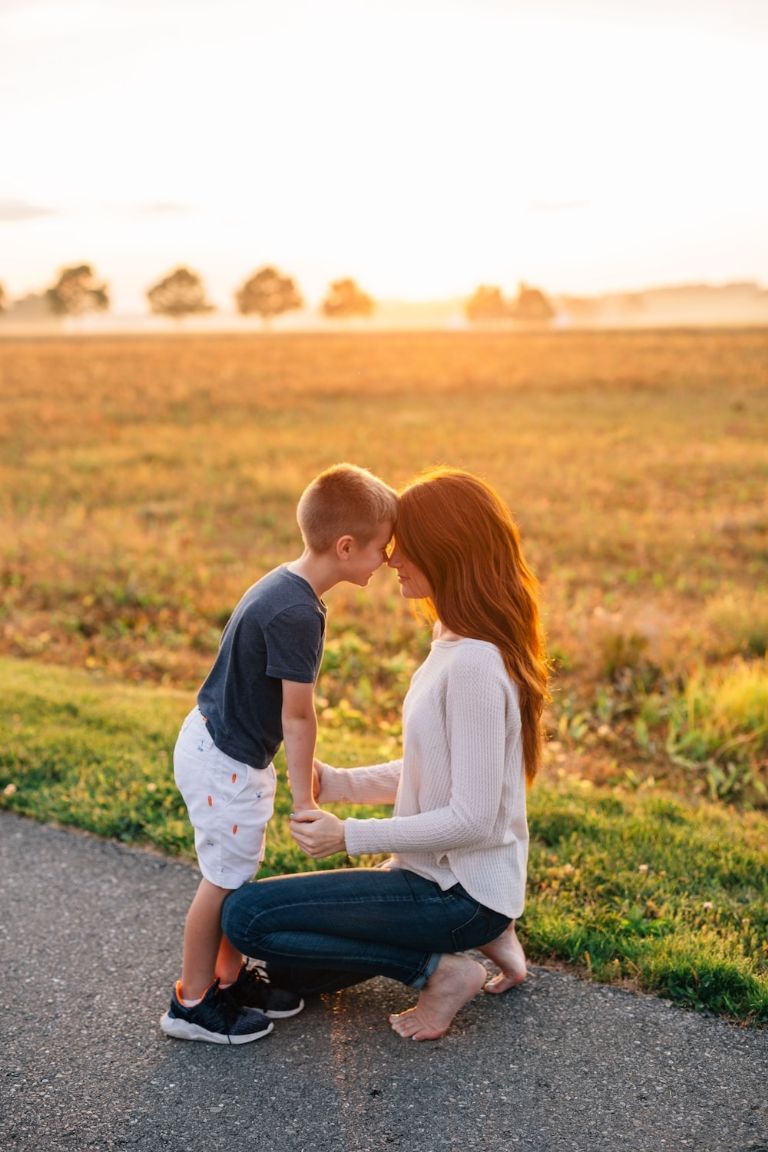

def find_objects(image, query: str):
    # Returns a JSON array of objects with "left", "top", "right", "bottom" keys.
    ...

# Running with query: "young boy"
[{"left": 161, "top": 464, "right": 397, "bottom": 1044}]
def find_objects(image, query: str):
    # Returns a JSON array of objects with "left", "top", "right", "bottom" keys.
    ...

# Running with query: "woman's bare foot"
[
  {"left": 478, "top": 923, "right": 527, "bottom": 994},
  {"left": 389, "top": 954, "right": 487, "bottom": 1041}
]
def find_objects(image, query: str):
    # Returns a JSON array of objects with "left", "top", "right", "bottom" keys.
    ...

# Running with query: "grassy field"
[{"left": 1, "top": 328, "right": 767, "bottom": 1020}]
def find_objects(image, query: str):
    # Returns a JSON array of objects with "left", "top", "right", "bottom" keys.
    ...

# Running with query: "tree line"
[{"left": 0, "top": 264, "right": 555, "bottom": 324}]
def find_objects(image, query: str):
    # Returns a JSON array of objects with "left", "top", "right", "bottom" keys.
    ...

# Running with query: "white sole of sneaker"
[
  {"left": 263, "top": 999, "right": 304, "bottom": 1020},
  {"left": 160, "top": 1012, "right": 274, "bottom": 1044}
]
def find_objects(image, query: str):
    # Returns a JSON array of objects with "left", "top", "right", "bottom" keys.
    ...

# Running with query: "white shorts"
[{"left": 174, "top": 708, "right": 277, "bottom": 889}]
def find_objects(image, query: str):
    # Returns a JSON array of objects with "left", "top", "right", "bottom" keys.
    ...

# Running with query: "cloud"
[{"left": 0, "top": 199, "right": 58, "bottom": 221}]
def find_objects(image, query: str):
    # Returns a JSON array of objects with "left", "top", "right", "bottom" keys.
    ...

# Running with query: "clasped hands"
[{"left": 289, "top": 758, "right": 346, "bottom": 859}]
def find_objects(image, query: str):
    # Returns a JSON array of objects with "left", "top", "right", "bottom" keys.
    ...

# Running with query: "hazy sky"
[{"left": 2, "top": 0, "right": 766, "bottom": 311}]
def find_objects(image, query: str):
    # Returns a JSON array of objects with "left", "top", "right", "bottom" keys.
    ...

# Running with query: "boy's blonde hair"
[{"left": 297, "top": 464, "right": 397, "bottom": 553}]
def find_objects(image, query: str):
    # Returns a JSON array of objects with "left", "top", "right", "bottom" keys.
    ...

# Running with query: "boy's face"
[{"left": 345, "top": 521, "right": 394, "bottom": 587}]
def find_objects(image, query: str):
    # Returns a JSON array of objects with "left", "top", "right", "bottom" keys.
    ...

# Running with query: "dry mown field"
[{"left": 2, "top": 328, "right": 767, "bottom": 801}]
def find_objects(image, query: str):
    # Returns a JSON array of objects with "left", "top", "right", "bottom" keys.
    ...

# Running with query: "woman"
[{"left": 222, "top": 468, "right": 549, "bottom": 1040}]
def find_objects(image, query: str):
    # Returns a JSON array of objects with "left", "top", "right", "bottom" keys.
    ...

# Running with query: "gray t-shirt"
[{"left": 197, "top": 566, "right": 326, "bottom": 768}]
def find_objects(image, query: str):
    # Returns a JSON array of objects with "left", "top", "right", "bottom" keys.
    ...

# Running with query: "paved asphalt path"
[{"left": 1, "top": 810, "right": 767, "bottom": 1152}]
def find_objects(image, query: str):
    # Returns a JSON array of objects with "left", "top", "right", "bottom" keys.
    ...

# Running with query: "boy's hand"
[
  {"left": 291, "top": 795, "right": 320, "bottom": 812},
  {"left": 290, "top": 809, "right": 345, "bottom": 858}
]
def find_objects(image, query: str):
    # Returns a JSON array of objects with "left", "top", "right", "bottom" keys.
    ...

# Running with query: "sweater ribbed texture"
[{"left": 319, "top": 639, "right": 528, "bottom": 919}]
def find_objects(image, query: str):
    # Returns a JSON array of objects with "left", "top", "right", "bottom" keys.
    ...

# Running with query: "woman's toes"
[
  {"left": 390, "top": 1010, "right": 444, "bottom": 1040},
  {"left": 483, "top": 969, "right": 526, "bottom": 994},
  {"left": 390, "top": 1010, "right": 416, "bottom": 1036}
]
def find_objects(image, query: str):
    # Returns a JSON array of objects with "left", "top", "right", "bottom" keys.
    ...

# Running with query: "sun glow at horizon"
[{"left": 1, "top": 0, "right": 766, "bottom": 311}]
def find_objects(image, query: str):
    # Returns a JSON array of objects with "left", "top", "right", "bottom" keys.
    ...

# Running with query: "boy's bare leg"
[
  {"left": 389, "top": 953, "right": 487, "bottom": 1041},
  {"left": 215, "top": 932, "right": 246, "bottom": 987},
  {"left": 180, "top": 878, "right": 240, "bottom": 1000},
  {"left": 478, "top": 922, "right": 527, "bottom": 993}
]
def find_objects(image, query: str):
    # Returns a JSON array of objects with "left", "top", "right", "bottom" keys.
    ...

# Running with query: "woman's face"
[{"left": 387, "top": 542, "right": 433, "bottom": 599}]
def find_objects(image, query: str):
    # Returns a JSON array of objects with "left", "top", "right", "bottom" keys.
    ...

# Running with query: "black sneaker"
[
  {"left": 160, "top": 979, "right": 274, "bottom": 1044},
  {"left": 227, "top": 963, "right": 305, "bottom": 1019}
]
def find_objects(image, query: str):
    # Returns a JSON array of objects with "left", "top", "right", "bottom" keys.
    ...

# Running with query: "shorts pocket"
[
  {"left": 175, "top": 711, "right": 215, "bottom": 764},
  {"left": 208, "top": 758, "right": 254, "bottom": 808}
]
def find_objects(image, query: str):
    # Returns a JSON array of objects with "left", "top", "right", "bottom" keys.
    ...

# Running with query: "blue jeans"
[{"left": 221, "top": 866, "right": 511, "bottom": 992}]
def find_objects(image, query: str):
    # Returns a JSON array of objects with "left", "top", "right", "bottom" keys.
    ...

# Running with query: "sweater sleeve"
[
  {"left": 344, "top": 659, "right": 517, "bottom": 856},
  {"left": 319, "top": 760, "right": 402, "bottom": 806}
]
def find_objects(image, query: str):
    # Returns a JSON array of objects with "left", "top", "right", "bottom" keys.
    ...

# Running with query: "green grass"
[
  {"left": 2, "top": 655, "right": 766, "bottom": 1024},
  {"left": 527, "top": 783, "right": 768, "bottom": 1023}
]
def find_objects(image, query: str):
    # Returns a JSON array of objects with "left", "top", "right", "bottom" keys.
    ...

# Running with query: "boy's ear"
[{"left": 335, "top": 534, "right": 354, "bottom": 560}]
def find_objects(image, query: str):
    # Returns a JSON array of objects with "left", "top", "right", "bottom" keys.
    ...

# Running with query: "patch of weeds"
[
  {"left": 705, "top": 591, "right": 768, "bottom": 660},
  {"left": 665, "top": 659, "right": 768, "bottom": 805}
]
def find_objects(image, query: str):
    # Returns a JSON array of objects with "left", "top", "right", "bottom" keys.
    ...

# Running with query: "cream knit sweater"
[{"left": 319, "top": 638, "right": 529, "bottom": 919}]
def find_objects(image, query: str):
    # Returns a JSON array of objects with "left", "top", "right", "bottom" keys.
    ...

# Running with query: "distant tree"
[
  {"left": 464, "top": 284, "right": 509, "bottom": 322},
  {"left": 46, "top": 264, "right": 109, "bottom": 317},
  {"left": 235, "top": 266, "right": 303, "bottom": 324},
  {"left": 7, "top": 293, "right": 48, "bottom": 321},
  {"left": 559, "top": 295, "right": 600, "bottom": 322},
  {"left": 146, "top": 267, "right": 214, "bottom": 319},
  {"left": 321, "top": 277, "right": 374, "bottom": 319},
  {"left": 511, "top": 282, "right": 555, "bottom": 324},
  {"left": 618, "top": 293, "right": 646, "bottom": 314}
]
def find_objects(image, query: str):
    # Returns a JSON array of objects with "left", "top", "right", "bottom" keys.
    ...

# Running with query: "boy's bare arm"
[{"left": 282, "top": 680, "right": 319, "bottom": 810}]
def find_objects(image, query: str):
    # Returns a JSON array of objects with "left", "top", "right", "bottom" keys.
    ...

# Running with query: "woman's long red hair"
[{"left": 396, "top": 468, "right": 549, "bottom": 782}]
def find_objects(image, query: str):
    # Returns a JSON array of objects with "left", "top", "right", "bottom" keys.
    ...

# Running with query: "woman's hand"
[
  {"left": 311, "top": 757, "right": 330, "bottom": 803},
  {"left": 290, "top": 809, "right": 346, "bottom": 858}
]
